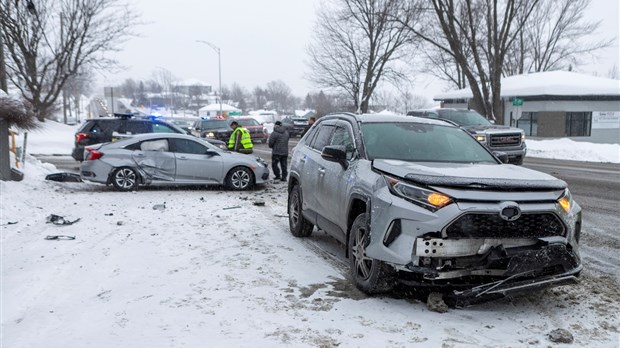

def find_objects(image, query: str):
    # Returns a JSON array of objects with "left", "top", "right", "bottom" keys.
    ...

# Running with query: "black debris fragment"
[
  {"left": 46, "top": 214, "right": 81, "bottom": 225},
  {"left": 45, "top": 235, "right": 76, "bottom": 240},
  {"left": 223, "top": 206, "right": 242, "bottom": 210},
  {"left": 45, "top": 173, "right": 82, "bottom": 182},
  {"left": 253, "top": 201, "right": 265, "bottom": 206}
]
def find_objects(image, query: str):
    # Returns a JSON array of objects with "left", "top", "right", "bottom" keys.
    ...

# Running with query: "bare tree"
[
  {"left": 406, "top": 0, "right": 539, "bottom": 121},
  {"left": 152, "top": 68, "right": 178, "bottom": 109},
  {"left": 504, "top": 0, "right": 613, "bottom": 75},
  {"left": 1, "top": 0, "right": 139, "bottom": 121},
  {"left": 307, "top": 0, "right": 422, "bottom": 113},
  {"left": 265, "top": 80, "right": 293, "bottom": 113}
]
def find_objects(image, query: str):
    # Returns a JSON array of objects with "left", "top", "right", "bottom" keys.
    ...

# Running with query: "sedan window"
[
  {"left": 140, "top": 139, "right": 169, "bottom": 152},
  {"left": 170, "top": 138, "right": 209, "bottom": 154}
]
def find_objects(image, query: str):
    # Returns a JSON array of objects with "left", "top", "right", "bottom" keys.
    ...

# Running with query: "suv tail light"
[
  {"left": 85, "top": 148, "right": 103, "bottom": 161},
  {"left": 75, "top": 133, "right": 89, "bottom": 143}
]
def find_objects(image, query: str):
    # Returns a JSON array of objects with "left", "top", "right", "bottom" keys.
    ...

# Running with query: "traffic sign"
[{"left": 513, "top": 98, "right": 524, "bottom": 106}]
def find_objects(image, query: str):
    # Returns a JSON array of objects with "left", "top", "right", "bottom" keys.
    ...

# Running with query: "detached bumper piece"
[{"left": 447, "top": 270, "right": 580, "bottom": 307}]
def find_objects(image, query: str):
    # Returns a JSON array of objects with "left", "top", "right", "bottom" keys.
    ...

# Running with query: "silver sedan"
[{"left": 80, "top": 133, "right": 270, "bottom": 191}]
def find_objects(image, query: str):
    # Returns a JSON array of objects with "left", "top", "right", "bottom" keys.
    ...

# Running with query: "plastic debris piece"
[
  {"left": 152, "top": 202, "right": 166, "bottom": 211},
  {"left": 46, "top": 214, "right": 81, "bottom": 225},
  {"left": 45, "top": 235, "right": 76, "bottom": 240},
  {"left": 253, "top": 201, "right": 266, "bottom": 206},
  {"left": 45, "top": 172, "right": 82, "bottom": 182}
]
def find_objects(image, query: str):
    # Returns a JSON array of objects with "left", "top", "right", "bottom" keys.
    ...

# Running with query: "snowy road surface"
[{"left": 1, "top": 157, "right": 619, "bottom": 347}]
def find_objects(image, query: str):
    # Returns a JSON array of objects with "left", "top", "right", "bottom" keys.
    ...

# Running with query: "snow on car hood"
[{"left": 372, "top": 159, "right": 567, "bottom": 190}]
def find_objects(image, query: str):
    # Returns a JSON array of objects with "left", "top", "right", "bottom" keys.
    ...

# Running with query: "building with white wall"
[{"left": 435, "top": 71, "right": 620, "bottom": 144}]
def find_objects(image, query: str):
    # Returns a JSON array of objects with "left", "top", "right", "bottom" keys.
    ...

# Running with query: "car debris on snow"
[
  {"left": 44, "top": 235, "right": 76, "bottom": 240},
  {"left": 548, "top": 328, "right": 574, "bottom": 344},
  {"left": 223, "top": 206, "right": 242, "bottom": 210},
  {"left": 253, "top": 201, "right": 266, "bottom": 206},
  {"left": 426, "top": 292, "right": 449, "bottom": 313},
  {"left": 46, "top": 214, "right": 80, "bottom": 225},
  {"left": 152, "top": 202, "right": 166, "bottom": 211},
  {"left": 45, "top": 172, "right": 82, "bottom": 182}
]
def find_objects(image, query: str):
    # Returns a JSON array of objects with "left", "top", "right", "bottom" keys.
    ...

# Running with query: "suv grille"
[
  {"left": 445, "top": 213, "right": 565, "bottom": 238},
  {"left": 489, "top": 133, "right": 521, "bottom": 147}
]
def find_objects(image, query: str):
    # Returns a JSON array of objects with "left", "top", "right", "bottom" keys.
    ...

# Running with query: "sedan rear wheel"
[
  {"left": 348, "top": 213, "right": 394, "bottom": 294},
  {"left": 225, "top": 166, "right": 254, "bottom": 191},
  {"left": 111, "top": 167, "right": 139, "bottom": 191}
]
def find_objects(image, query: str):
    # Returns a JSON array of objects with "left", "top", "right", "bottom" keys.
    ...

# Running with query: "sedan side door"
[
  {"left": 169, "top": 138, "right": 224, "bottom": 184},
  {"left": 131, "top": 138, "right": 176, "bottom": 181}
]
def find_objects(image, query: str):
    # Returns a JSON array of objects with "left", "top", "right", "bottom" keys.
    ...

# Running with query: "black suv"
[
  {"left": 71, "top": 115, "right": 186, "bottom": 161},
  {"left": 190, "top": 118, "right": 233, "bottom": 142},
  {"left": 287, "top": 113, "right": 581, "bottom": 304},
  {"left": 407, "top": 109, "right": 527, "bottom": 165}
]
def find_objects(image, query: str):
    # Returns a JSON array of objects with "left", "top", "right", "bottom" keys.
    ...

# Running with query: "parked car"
[
  {"left": 407, "top": 108, "right": 527, "bottom": 165},
  {"left": 280, "top": 116, "right": 309, "bottom": 137},
  {"left": 80, "top": 133, "right": 270, "bottom": 191},
  {"left": 71, "top": 114, "right": 227, "bottom": 161},
  {"left": 287, "top": 113, "right": 581, "bottom": 305},
  {"left": 71, "top": 114, "right": 185, "bottom": 162},
  {"left": 230, "top": 117, "right": 269, "bottom": 143},
  {"left": 191, "top": 118, "right": 233, "bottom": 142},
  {"left": 163, "top": 117, "right": 198, "bottom": 133}
]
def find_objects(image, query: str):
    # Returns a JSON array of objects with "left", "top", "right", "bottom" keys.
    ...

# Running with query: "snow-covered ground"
[{"left": 2, "top": 121, "right": 619, "bottom": 347}]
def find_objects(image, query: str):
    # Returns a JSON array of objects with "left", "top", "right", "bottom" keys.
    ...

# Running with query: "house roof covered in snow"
[
  {"left": 435, "top": 71, "right": 620, "bottom": 100},
  {"left": 199, "top": 103, "right": 239, "bottom": 112},
  {"left": 179, "top": 78, "right": 211, "bottom": 87}
]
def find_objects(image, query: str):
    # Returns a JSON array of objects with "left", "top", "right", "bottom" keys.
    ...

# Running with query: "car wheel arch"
[{"left": 346, "top": 195, "right": 370, "bottom": 258}]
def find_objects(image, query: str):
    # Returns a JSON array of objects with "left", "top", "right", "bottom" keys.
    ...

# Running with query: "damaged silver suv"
[{"left": 287, "top": 113, "right": 581, "bottom": 305}]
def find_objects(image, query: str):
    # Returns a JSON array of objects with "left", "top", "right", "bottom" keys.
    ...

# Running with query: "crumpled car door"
[{"left": 132, "top": 139, "right": 176, "bottom": 181}]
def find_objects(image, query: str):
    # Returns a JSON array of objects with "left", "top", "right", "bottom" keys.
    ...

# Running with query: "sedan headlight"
[
  {"left": 557, "top": 188, "right": 572, "bottom": 213},
  {"left": 384, "top": 175, "right": 453, "bottom": 211}
]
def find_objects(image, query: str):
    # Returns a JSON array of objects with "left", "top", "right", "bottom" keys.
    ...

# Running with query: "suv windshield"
[
  {"left": 361, "top": 122, "right": 496, "bottom": 163},
  {"left": 436, "top": 110, "right": 492, "bottom": 126},
  {"left": 199, "top": 120, "right": 230, "bottom": 130}
]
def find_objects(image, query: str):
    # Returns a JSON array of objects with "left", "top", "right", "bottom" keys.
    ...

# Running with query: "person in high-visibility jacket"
[{"left": 228, "top": 121, "right": 254, "bottom": 154}]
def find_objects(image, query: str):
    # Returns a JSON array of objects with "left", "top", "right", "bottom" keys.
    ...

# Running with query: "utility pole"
[{"left": 196, "top": 40, "right": 222, "bottom": 117}]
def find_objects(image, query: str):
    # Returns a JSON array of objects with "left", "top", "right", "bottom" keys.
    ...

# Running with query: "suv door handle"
[
  {"left": 135, "top": 153, "right": 144, "bottom": 157},
  {"left": 300, "top": 157, "right": 306, "bottom": 163},
  {"left": 178, "top": 156, "right": 188, "bottom": 160},
  {"left": 318, "top": 168, "right": 326, "bottom": 175}
]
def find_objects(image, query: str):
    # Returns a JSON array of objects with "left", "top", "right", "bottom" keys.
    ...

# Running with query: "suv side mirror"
[{"left": 321, "top": 145, "right": 348, "bottom": 169}]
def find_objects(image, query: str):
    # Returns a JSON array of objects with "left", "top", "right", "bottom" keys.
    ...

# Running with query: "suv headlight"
[
  {"left": 557, "top": 188, "right": 572, "bottom": 213},
  {"left": 475, "top": 134, "right": 486, "bottom": 142},
  {"left": 207, "top": 132, "right": 215, "bottom": 138},
  {"left": 384, "top": 175, "right": 453, "bottom": 211}
]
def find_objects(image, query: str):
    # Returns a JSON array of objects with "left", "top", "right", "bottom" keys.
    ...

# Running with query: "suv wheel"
[
  {"left": 288, "top": 184, "right": 314, "bottom": 237},
  {"left": 225, "top": 166, "right": 253, "bottom": 190},
  {"left": 349, "top": 213, "right": 394, "bottom": 294},
  {"left": 111, "top": 167, "right": 139, "bottom": 191}
]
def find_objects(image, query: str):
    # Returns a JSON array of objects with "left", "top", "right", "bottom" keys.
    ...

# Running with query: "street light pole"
[{"left": 196, "top": 40, "right": 222, "bottom": 117}]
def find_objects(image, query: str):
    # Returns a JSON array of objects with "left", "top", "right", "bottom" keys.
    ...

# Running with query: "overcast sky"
[{"left": 99, "top": 0, "right": 619, "bottom": 102}]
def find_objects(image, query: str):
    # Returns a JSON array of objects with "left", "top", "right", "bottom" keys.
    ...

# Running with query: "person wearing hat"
[
  {"left": 268, "top": 120, "right": 290, "bottom": 182},
  {"left": 228, "top": 120, "right": 254, "bottom": 154}
]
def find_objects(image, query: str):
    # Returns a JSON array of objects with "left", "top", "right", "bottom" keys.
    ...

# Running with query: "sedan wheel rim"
[
  {"left": 115, "top": 169, "right": 135, "bottom": 189},
  {"left": 352, "top": 227, "right": 372, "bottom": 280},
  {"left": 231, "top": 170, "right": 250, "bottom": 189}
]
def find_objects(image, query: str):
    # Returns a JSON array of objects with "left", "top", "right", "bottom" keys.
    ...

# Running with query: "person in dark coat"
[
  {"left": 268, "top": 121, "right": 290, "bottom": 182},
  {"left": 300, "top": 116, "right": 316, "bottom": 138}
]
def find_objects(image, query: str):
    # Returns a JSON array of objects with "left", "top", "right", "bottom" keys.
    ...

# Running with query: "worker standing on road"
[
  {"left": 228, "top": 121, "right": 254, "bottom": 154},
  {"left": 268, "top": 121, "right": 289, "bottom": 182},
  {"left": 300, "top": 116, "right": 316, "bottom": 138}
]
